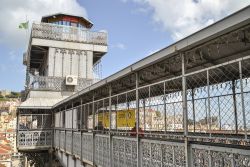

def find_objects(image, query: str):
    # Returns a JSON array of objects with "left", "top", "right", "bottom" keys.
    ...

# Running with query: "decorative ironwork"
[
  {"left": 29, "top": 75, "right": 66, "bottom": 91},
  {"left": 192, "top": 145, "right": 250, "bottom": 167},
  {"left": 76, "top": 78, "right": 94, "bottom": 92},
  {"left": 60, "top": 131, "right": 65, "bottom": 150},
  {"left": 32, "top": 23, "right": 107, "bottom": 45},
  {"left": 82, "top": 133, "right": 93, "bottom": 162},
  {"left": 141, "top": 139, "right": 185, "bottom": 167},
  {"left": 94, "top": 134, "right": 110, "bottom": 167},
  {"left": 113, "top": 136, "right": 137, "bottom": 167},
  {"left": 54, "top": 130, "right": 60, "bottom": 148},
  {"left": 18, "top": 130, "right": 52, "bottom": 148},
  {"left": 65, "top": 131, "right": 72, "bottom": 153},
  {"left": 28, "top": 75, "right": 94, "bottom": 92},
  {"left": 73, "top": 132, "right": 81, "bottom": 157}
]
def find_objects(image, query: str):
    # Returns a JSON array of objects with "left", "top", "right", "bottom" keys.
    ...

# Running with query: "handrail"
[{"left": 32, "top": 22, "right": 107, "bottom": 45}]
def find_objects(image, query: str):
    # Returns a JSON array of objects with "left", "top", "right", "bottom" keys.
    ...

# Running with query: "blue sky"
[{"left": 0, "top": 0, "right": 249, "bottom": 91}]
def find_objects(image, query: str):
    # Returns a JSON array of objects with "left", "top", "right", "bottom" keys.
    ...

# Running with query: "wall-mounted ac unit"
[{"left": 65, "top": 75, "right": 78, "bottom": 86}]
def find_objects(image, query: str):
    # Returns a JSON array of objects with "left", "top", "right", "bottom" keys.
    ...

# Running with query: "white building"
[{"left": 17, "top": 13, "right": 107, "bottom": 166}]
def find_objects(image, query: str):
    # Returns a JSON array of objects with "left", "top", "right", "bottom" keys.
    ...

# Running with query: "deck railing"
[
  {"left": 27, "top": 75, "right": 94, "bottom": 92},
  {"left": 17, "top": 130, "right": 52, "bottom": 149},
  {"left": 32, "top": 23, "right": 107, "bottom": 45},
  {"left": 53, "top": 129, "right": 250, "bottom": 167}
]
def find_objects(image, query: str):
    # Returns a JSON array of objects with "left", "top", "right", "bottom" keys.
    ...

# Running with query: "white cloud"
[
  {"left": 131, "top": 0, "right": 250, "bottom": 40},
  {"left": 111, "top": 43, "right": 126, "bottom": 50},
  {"left": 0, "top": 0, "right": 88, "bottom": 48}
]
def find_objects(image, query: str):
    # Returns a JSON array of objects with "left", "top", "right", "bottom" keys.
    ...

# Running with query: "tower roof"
[{"left": 41, "top": 13, "right": 93, "bottom": 28}]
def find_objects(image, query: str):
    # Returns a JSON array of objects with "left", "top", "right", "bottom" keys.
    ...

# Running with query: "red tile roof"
[
  {"left": 0, "top": 148, "right": 9, "bottom": 154},
  {"left": 0, "top": 144, "right": 11, "bottom": 151}
]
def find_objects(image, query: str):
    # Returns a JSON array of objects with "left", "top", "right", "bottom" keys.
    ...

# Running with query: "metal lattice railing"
[
  {"left": 72, "top": 132, "right": 81, "bottom": 157},
  {"left": 28, "top": 75, "right": 93, "bottom": 92},
  {"left": 81, "top": 133, "right": 93, "bottom": 163},
  {"left": 65, "top": 131, "right": 72, "bottom": 153},
  {"left": 94, "top": 134, "right": 110, "bottom": 167},
  {"left": 54, "top": 130, "right": 60, "bottom": 148},
  {"left": 32, "top": 22, "right": 107, "bottom": 45},
  {"left": 112, "top": 136, "right": 137, "bottom": 167},
  {"left": 52, "top": 130, "right": 250, "bottom": 167},
  {"left": 192, "top": 144, "right": 250, "bottom": 166},
  {"left": 18, "top": 130, "right": 52, "bottom": 148},
  {"left": 60, "top": 131, "right": 65, "bottom": 150},
  {"left": 54, "top": 127, "right": 250, "bottom": 167},
  {"left": 140, "top": 139, "right": 186, "bottom": 167}
]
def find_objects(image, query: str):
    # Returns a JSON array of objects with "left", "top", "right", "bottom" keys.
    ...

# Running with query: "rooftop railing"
[
  {"left": 27, "top": 75, "right": 94, "bottom": 92},
  {"left": 32, "top": 22, "right": 107, "bottom": 45}
]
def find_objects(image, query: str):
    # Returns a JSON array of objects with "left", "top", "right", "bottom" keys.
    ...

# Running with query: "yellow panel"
[
  {"left": 98, "top": 112, "right": 110, "bottom": 128},
  {"left": 117, "top": 110, "right": 135, "bottom": 128},
  {"left": 97, "top": 109, "right": 135, "bottom": 128}
]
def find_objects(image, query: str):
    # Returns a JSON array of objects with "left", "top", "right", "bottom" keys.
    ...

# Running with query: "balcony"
[
  {"left": 31, "top": 23, "right": 107, "bottom": 45},
  {"left": 17, "top": 130, "right": 52, "bottom": 150},
  {"left": 17, "top": 114, "right": 52, "bottom": 150},
  {"left": 27, "top": 75, "right": 94, "bottom": 92}
]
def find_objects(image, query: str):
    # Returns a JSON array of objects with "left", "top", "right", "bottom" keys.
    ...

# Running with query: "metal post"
[
  {"left": 143, "top": 99, "right": 146, "bottom": 131},
  {"left": 239, "top": 61, "right": 247, "bottom": 139},
  {"left": 59, "top": 108, "right": 61, "bottom": 128},
  {"left": 80, "top": 99, "right": 83, "bottom": 162},
  {"left": 208, "top": 150, "right": 212, "bottom": 167},
  {"left": 181, "top": 53, "right": 191, "bottom": 167},
  {"left": 191, "top": 88, "right": 196, "bottom": 132},
  {"left": 164, "top": 82, "right": 167, "bottom": 133},
  {"left": 16, "top": 110, "right": 19, "bottom": 148},
  {"left": 207, "top": 70, "right": 211, "bottom": 137},
  {"left": 205, "top": 99, "right": 208, "bottom": 131},
  {"left": 102, "top": 99, "right": 105, "bottom": 132},
  {"left": 83, "top": 104, "right": 86, "bottom": 130},
  {"left": 135, "top": 72, "right": 140, "bottom": 167},
  {"left": 92, "top": 94, "right": 95, "bottom": 166},
  {"left": 232, "top": 79, "right": 238, "bottom": 134},
  {"left": 80, "top": 99, "right": 83, "bottom": 130},
  {"left": 214, "top": 98, "right": 220, "bottom": 133},
  {"left": 126, "top": 92, "right": 129, "bottom": 133},
  {"left": 51, "top": 110, "right": 54, "bottom": 148},
  {"left": 87, "top": 104, "right": 89, "bottom": 131},
  {"left": 116, "top": 96, "right": 118, "bottom": 132},
  {"left": 173, "top": 103, "right": 176, "bottom": 131},
  {"left": 41, "top": 114, "right": 44, "bottom": 129},
  {"left": 109, "top": 85, "right": 112, "bottom": 167},
  {"left": 64, "top": 105, "right": 67, "bottom": 151},
  {"left": 71, "top": 102, "right": 74, "bottom": 154},
  {"left": 59, "top": 109, "right": 61, "bottom": 148},
  {"left": 149, "top": 86, "right": 151, "bottom": 134}
]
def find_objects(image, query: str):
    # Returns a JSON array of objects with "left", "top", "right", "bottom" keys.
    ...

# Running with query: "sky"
[{"left": 0, "top": 0, "right": 249, "bottom": 91}]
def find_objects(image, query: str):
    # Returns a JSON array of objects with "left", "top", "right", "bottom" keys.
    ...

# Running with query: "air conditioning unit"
[{"left": 65, "top": 75, "right": 78, "bottom": 86}]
